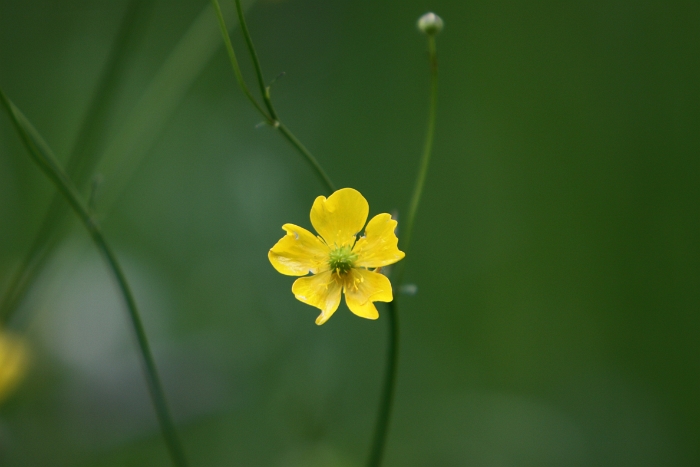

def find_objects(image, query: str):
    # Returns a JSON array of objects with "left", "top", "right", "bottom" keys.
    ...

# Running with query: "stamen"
[{"left": 328, "top": 244, "right": 358, "bottom": 275}]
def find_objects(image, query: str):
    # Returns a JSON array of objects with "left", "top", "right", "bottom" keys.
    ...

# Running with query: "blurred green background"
[{"left": 1, "top": 0, "right": 699, "bottom": 465}]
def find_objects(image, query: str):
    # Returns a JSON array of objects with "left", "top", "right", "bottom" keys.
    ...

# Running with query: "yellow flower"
[
  {"left": 269, "top": 188, "right": 405, "bottom": 325},
  {"left": 0, "top": 331, "right": 29, "bottom": 404}
]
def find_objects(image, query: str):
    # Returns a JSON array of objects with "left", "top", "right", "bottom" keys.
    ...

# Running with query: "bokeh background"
[{"left": 1, "top": 0, "right": 699, "bottom": 465}]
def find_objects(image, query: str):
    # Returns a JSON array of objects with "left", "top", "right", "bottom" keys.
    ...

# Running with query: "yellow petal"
[
  {"left": 310, "top": 188, "right": 369, "bottom": 248},
  {"left": 353, "top": 213, "right": 405, "bottom": 268},
  {"left": 269, "top": 224, "right": 330, "bottom": 276},
  {"left": 343, "top": 268, "right": 393, "bottom": 320},
  {"left": 292, "top": 271, "right": 343, "bottom": 325},
  {"left": 0, "top": 332, "right": 29, "bottom": 404}
]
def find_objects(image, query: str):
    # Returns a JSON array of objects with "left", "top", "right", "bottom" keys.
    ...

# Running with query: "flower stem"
[
  {"left": 210, "top": 0, "right": 336, "bottom": 194},
  {"left": 232, "top": 0, "right": 278, "bottom": 121},
  {"left": 277, "top": 122, "right": 336, "bottom": 194},
  {"left": 210, "top": 0, "right": 270, "bottom": 120},
  {"left": 367, "top": 34, "right": 440, "bottom": 467},
  {"left": 400, "top": 35, "right": 438, "bottom": 272},
  {"left": 0, "top": 89, "right": 189, "bottom": 467},
  {"left": 366, "top": 299, "right": 399, "bottom": 467}
]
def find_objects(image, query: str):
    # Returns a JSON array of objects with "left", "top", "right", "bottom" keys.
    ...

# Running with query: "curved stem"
[
  {"left": 233, "top": 0, "right": 277, "bottom": 121},
  {"left": 211, "top": 0, "right": 270, "bottom": 120},
  {"left": 211, "top": 0, "right": 336, "bottom": 195},
  {"left": 277, "top": 123, "right": 336, "bottom": 193},
  {"left": 0, "top": 89, "right": 189, "bottom": 467},
  {"left": 366, "top": 35, "right": 439, "bottom": 467},
  {"left": 399, "top": 36, "right": 438, "bottom": 272}
]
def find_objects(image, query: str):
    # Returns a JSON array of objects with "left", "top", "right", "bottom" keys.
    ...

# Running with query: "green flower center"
[{"left": 328, "top": 245, "right": 357, "bottom": 274}]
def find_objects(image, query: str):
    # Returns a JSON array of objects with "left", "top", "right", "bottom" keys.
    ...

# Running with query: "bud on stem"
[{"left": 417, "top": 12, "right": 444, "bottom": 36}]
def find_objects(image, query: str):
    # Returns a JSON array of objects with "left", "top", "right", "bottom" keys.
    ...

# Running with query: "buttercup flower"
[{"left": 269, "top": 188, "right": 405, "bottom": 325}]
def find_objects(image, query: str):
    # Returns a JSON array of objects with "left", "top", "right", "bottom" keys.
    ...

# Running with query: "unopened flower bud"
[{"left": 417, "top": 12, "right": 443, "bottom": 36}]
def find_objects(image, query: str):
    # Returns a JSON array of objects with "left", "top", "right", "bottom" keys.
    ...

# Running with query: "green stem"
[
  {"left": 233, "top": 0, "right": 278, "bottom": 120},
  {"left": 0, "top": 89, "right": 189, "bottom": 467},
  {"left": 367, "top": 35, "right": 439, "bottom": 467},
  {"left": 211, "top": 0, "right": 336, "bottom": 195},
  {"left": 399, "top": 36, "right": 438, "bottom": 274},
  {"left": 366, "top": 299, "right": 399, "bottom": 467},
  {"left": 210, "top": 0, "right": 270, "bottom": 120},
  {"left": 0, "top": 0, "right": 154, "bottom": 327},
  {"left": 277, "top": 122, "right": 336, "bottom": 193}
]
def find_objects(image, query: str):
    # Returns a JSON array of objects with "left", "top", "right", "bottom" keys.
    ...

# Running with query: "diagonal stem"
[
  {"left": 210, "top": 0, "right": 336, "bottom": 194},
  {"left": 0, "top": 0, "right": 155, "bottom": 327},
  {"left": 210, "top": 0, "right": 270, "bottom": 120},
  {"left": 277, "top": 122, "right": 336, "bottom": 195},
  {"left": 232, "top": 0, "right": 277, "bottom": 121},
  {"left": 0, "top": 88, "right": 189, "bottom": 467}
]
